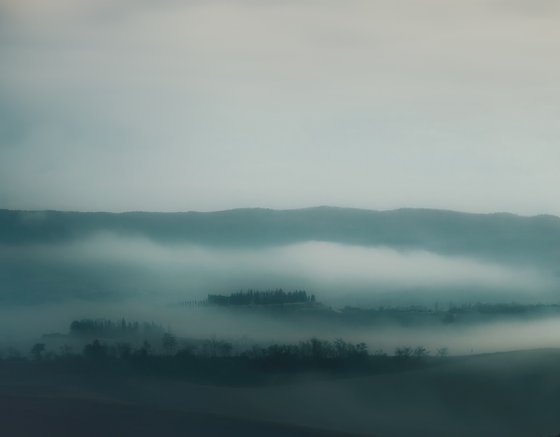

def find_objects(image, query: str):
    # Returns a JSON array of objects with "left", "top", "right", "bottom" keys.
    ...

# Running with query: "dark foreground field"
[
  {"left": 0, "top": 395, "right": 358, "bottom": 437},
  {"left": 2, "top": 349, "right": 560, "bottom": 437}
]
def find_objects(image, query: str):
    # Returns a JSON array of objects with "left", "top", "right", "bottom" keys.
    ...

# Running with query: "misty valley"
[
  {"left": 4, "top": 0, "right": 560, "bottom": 434},
  {"left": 2, "top": 208, "right": 560, "bottom": 436}
]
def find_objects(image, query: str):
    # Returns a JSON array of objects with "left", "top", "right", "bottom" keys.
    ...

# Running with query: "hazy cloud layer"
[
  {"left": 3, "top": 235, "right": 552, "bottom": 302},
  {"left": 1, "top": 0, "right": 560, "bottom": 214}
]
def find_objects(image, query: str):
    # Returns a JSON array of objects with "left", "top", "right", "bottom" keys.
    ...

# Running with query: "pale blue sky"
[{"left": 1, "top": 0, "right": 559, "bottom": 215}]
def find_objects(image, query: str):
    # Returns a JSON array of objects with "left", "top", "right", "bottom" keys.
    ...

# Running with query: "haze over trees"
[
  {"left": 6, "top": 317, "right": 443, "bottom": 385},
  {"left": 2, "top": 207, "right": 560, "bottom": 435}
]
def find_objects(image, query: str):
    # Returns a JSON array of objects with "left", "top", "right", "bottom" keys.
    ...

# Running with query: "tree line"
[
  {"left": 2, "top": 336, "right": 448, "bottom": 385},
  {"left": 70, "top": 318, "right": 165, "bottom": 339},
  {"left": 207, "top": 289, "right": 316, "bottom": 306}
]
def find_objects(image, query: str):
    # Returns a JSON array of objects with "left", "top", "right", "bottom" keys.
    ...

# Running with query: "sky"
[{"left": 1, "top": 0, "right": 559, "bottom": 215}]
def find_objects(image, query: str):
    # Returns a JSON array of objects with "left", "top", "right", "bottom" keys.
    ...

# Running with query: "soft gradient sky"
[{"left": 1, "top": 0, "right": 559, "bottom": 214}]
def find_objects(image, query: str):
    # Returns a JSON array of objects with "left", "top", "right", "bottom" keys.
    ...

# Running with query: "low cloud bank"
[{"left": 1, "top": 234, "right": 553, "bottom": 302}]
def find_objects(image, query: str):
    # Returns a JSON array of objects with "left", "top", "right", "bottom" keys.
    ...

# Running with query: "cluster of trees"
[
  {"left": 69, "top": 319, "right": 165, "bottom": 339},
  {"left": 207, "top": 289, "right": 315, "bottom": 306},
  {"left": 79, "top": 336, "right": 236, "bottom": 360},
  {"left": 244, "top": 338, "right": 369, "bottom": 371},
  {"left": 343, "top": 302, "right": 560, "bottom": 315},
  {"left": 336, "top": 302, "right": 560, "bottom": 326},
  {"left": 446, "top": 302, "right": 549, "bottom": 315},
  {"left": 0, "top": 333, "right": 448, "bottom": 386},
  {"left": 394, "top": 346, "right": 448, "bottom": 358},
  {"left": 0, "top": 317, "right": 452, "bottom": 384}
]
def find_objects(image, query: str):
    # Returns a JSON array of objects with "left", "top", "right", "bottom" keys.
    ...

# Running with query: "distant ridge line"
[
  {"left": 1, "top": 207, "right": 559, "bottom": 269},
  {"left": 1, "top": 205, "right": 560, "bottom": 220}
]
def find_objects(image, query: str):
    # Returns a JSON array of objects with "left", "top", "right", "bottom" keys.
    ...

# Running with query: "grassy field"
[{"left": 2, "top": 349, "right": 560, "bottom": 436}]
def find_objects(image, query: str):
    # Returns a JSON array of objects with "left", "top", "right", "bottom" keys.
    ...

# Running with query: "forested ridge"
[{"left": 2, "top": 207, "right": 559, "bottom": 267}]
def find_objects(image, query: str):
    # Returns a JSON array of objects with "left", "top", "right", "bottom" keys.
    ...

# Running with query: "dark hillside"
[{"left": 2, "top": 207, "right": 560, "bottom": 267}]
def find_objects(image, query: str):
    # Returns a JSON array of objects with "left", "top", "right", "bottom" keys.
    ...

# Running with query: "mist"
[
  {"left": 3, "top": 0, "right": 560, "bottom": 434},
  {"left": 1, "top": 232, "right": 558, "bottom": 357},
  {"left": 1, "top": 233, "right": 555, "bottom": 303},
  {"left": 4, "top": 291, "right": 560, "bottom": 357}
]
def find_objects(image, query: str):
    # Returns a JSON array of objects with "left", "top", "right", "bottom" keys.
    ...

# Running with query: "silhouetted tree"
[
  {"left": 30, "top": 343, "right": 45, "bottom": 360},
  {"left": 200, "top": 338, "right": 233, "bottom": 358},
  {"left": 413, "top": 346, "right": 429, "bottom": 358},
  {"left": 162, "top": 333, "right": 178, "bottom": 355},
  {"left": 137, "top": 340, "right": 151, "bottom": 357},
  {"left": 395, "top": 346, "right": 412, "bottom": 359},
  {"left": 84, "top": 340, "right": 108, "bottom": 361},
  {"left": 115, "top": 342, "right": 132, "bottom": 359}
]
